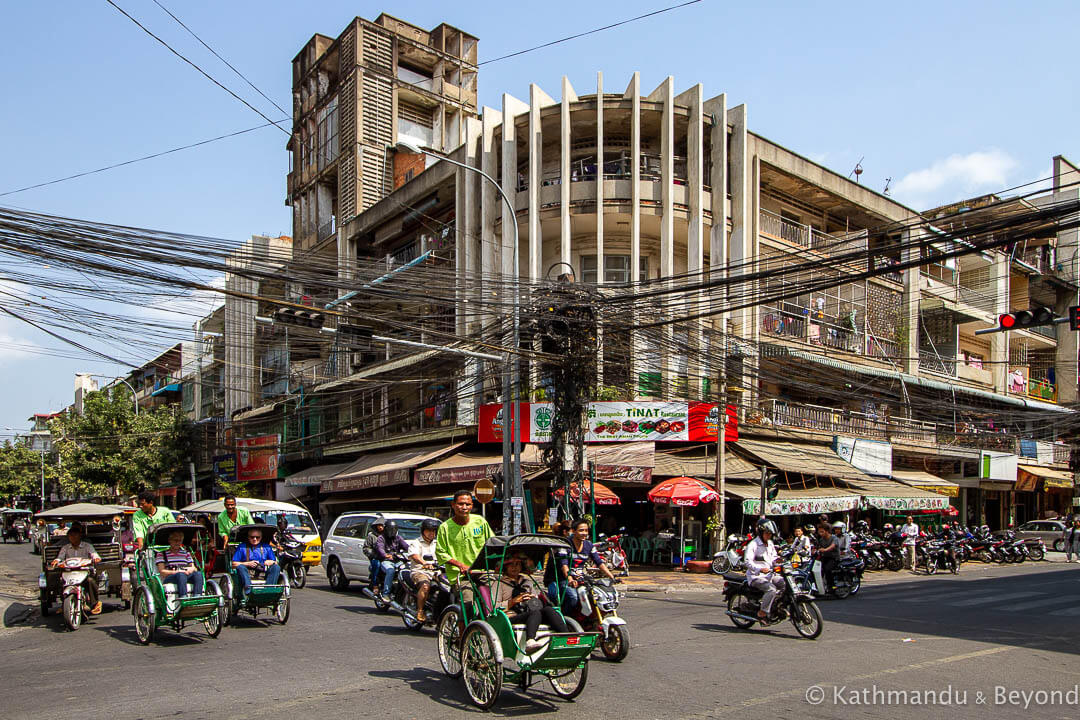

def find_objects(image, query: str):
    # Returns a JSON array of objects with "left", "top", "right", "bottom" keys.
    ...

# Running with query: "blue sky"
[{"left": 1, "top": 0, "right": 1077, "bottom": 433}]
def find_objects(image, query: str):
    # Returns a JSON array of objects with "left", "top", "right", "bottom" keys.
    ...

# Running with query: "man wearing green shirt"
[
  {"left": 216, "top": 495, "right": 254, "bottom": 549},
  {"left": 436, "top": 489, "right": 493, "bottom": 608},
  {"left": 132, "top": 490, "right": 175, "bottom": 549}
]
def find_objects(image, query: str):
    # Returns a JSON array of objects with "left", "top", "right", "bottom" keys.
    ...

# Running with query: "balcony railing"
[
  {"left": 919, "top": 350, "right": 957, "bottom": 377},
  {"left": 760, "top": 209, "right": 869, "bottom": 259},
  {"left": 760, "top": 305, "right": 806, "bottom": 340},
  {"left": 1027, "top": 377, "right": 1058, "bottom": 403},
  {"left": 810, "top": 318, "right": 862, "bottom": 353},
  {"left": 756, "top": 399, "right": 1068, "bottom": 460}
]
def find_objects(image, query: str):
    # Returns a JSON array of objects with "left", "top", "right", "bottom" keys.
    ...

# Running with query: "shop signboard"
[
  {"left": 236, "top": 435, "right": 279, "bottom": 482},
  {"left": 477, "top": 403, "right": 531, "bottom": 444},
  {"left": 742, "top": 495, "right": 860, "bottom": 516},
  {"left": 832, "top": 436, "right": 892, "bottom": 477},
  {"left": 322, "top": 468, "right": 410, "bottom": 493},
  {"left": 862, "top": 495, "right": 948, "bottom": 511},
  {"left": 980, "top": 451, "right": 1018, "bottom": 482},
  {"left": 213, "top": 454, "right": 236, "bottom": 485},
  {"left": 415, "top": 463, "right": 502, "bottom": 487}
]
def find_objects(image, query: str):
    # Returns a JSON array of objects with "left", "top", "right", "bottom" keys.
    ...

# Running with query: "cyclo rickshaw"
[
  {"left": 435, "top": 534, "right": 600, "bottom": 710},
  {"left": 217, "top": 523, "right": 290, "bottom": 626},
  {"left": 36, "top": 503, "right": 128, "bottom": 624},
  {"left": 130, "top": 522, "right": 226, "bottom": 644},
  {"left": 1, "top": 508, "right": 33, "bottom": 543}
]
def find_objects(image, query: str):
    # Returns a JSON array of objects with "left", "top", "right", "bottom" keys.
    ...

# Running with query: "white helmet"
[{"left": 831, "top": 521, "right": 846, "bottom": 532}]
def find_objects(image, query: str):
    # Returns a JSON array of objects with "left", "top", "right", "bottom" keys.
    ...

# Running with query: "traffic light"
[
  {"left": 996, "top": 307, "right": 1054, "bottom": 331},
  {"left": 1070, "top": 305, "right": 1080, "bottom": 332},
  {"left": 274, "top": 307, "right": 325, "bottom": 328},
  {"left": 764, "top": 471, "right": 780, "bottom": 502}
]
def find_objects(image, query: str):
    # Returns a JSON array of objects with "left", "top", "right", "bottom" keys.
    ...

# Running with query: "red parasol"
[
  {"left": 647, "top": 476, "right": 721, "bottom": 507},
  {"left": 553, "top": 481, "right": 621, "bottom": 506},
  {"left": 647, "top": 477, "right": 721, "bottom": 566}
]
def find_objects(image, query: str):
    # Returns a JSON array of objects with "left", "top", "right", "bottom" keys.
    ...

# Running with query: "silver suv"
[
  {"left": 321, "top": 511, "right": 438, "bottom": 591},
  {"left": 1015, "top": 520, "right": 1069, "bottom": 551}
]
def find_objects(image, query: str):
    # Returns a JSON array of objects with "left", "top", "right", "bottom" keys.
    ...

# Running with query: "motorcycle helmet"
[
  {"left": 883, "top": 523, "right": 894, "bottom": 532},
  {"left": 855, "top": 520, "right": 869, "bottom": 532},
  {"left": 384, "top": 520, "right": 398, "bottom": 539},
  {"left": 420, "top": 518, "right": 440, "bottom": 534},
  {"left": 756, "top": 518, "right": 778, "bottom": 537},
  {"left": 831, "top": 521, "right": 847, "bottom": 532}
]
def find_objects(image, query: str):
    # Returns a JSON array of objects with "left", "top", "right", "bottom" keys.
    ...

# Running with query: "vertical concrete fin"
[
  {"left": 622, "top": 71, "right": 640, "bottom": 99},
  {"left": 501, "top": 94, "right": 528, "bottom": 281},
  {"left": 628, "top": 71, "right": 642, "bottom": 395},
  {"left": 528, "top": 84, "right": 546, "bottom": 280},
  {"left": 596, "top": 71, "right": 605, "bottom": 287},
  {"left": 560, "top": 77, "right": 575, "bottom": 265}
]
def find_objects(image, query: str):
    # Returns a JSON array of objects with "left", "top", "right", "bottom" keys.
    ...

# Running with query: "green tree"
[
  {"left": 0, "top": 439, "right": 55, "bottom": 499},
  {"left": 50, "top": 387, "right": 194, "bottom": 498}
]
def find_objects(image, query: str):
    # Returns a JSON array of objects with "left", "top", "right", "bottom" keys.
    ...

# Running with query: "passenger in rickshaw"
[
  {"left": 50, "top": 523, "right": 103, "bottom": 615},
  {"left": 548, "top": 519, "right": 616, "bottom": 614},
  {"left": 155, "top": 529, "right": 205, "bottom": 598},
  {"left": 495, "top": 552, "right": 567, "bottom": 653},
  {"left": 231, "top": 527, "right": 280, "bottom": 596}
]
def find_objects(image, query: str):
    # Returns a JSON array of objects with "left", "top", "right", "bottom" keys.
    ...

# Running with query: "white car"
[{"left": 321, "top": 511, "right": 437, "bottom": 592}]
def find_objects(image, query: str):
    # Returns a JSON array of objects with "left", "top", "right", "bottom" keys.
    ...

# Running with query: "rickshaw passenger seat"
[{"left": 476, "top": 584, "right": 494, "bottom": 615}]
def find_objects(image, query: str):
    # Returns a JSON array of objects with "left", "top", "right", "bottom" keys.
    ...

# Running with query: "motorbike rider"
[
  {"left": 407, "top": 518, "right": 440, "bottom": 622},
  {"left": 832, "top": 521, "right": 852, "bottom": 558},
  {"left": 790, "top": 526, "right": 812, "bottom": 557},
  {"left": 50, "top": 523, "right": 103, "bottom": 615},
  {"left": 374, "top": 520, "right": 410, "bottom": 604},
  {"left": 815, "top": 524, "right": 839, "bottom": 589},
  {"left": 435, "top": 489, "right": 493, "bottom": 611},
  {"left": 744, "top": 518, "right": 784, "bottom": 620},
  {"left": 363, "top": 516, "right": 386, "bottom": 593},
  {"left": 549, "top": 518, "right": 617, "bottom": 615}
]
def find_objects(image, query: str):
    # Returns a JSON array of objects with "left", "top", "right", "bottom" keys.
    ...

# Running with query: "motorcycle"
[
  {"left": 362, "top": 553, "right": 408, "bottom": 612},
  {"left": 595, "top": 532, "right": 630, "bottom": 577},
  {"left": 567, "top": 571, "right": 630, "bottom": 661},
  {"left": 387, "top": 561, "right": 453, "bottom": 631},
  {"left": 798, "top": 551, "right": 864, "bottom": 598},
  {"left": 57, "top": 557, "right": 101, "bottom": 631},
  {"left": 711, "top": 533, "right": 749, "bottom": 575},
  {"left": 722, "top": 560, "right": 824, "bottom": 639},
  {"left": 276, "top": 532, "right": 308, "bottom": 589}
]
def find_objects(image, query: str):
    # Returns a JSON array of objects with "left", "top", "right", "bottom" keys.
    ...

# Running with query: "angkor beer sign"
[
  {"left": 321, "top": 468, "right": 410, "bottom": 493},
  {"left": 236, "top": 435, "right": 279, "bottom": 482}
]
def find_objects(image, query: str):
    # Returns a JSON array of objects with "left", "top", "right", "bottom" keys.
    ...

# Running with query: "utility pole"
[
  {"left": 758, "top": 465, "right": 768, "bottom": 519},
  {"left": 40, "top": 449, "right": 46, "bottom": 512},
  {"left": 715, "top": 367, "right": 727, "bottom": 545}
]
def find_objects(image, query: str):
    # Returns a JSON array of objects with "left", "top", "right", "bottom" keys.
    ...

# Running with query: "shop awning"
[
  {"left": 725, "top": 482, "right": 861, "bottom": 516},
  {"left": 323, "top": 442, "right": 465, "bottom": 493},
  {"left": 585, "top": 442, "right": 656, "bottom": 484},
  {"left": 891, "top": 469, "right": 960, "bottom": 497},
  {"left": 313, "top": 350, "right": 440, "bottom": 393},
  {"left": 413, "top": 446, "right": 542, "bottom": 486},
  {"left": 841, "top": 476, "right": 951, "bottom": 511},
  {"left": 284, "top": 463, "right": 353, "bottom": 488},
  {"left": 1018, "top": 464, "right": 1075, "bottom": 490},
  {"left": 653, "top": 447, "right": 760, "bottom": 481},
  {"left": 151, "top": 382, "right": 181, "bottom": 396},
  {"left": 233, "top": 403, "right": 279, "bottom": 421},
  {"left": 320, "top": 495, "right": 402, "bottom": 508},
  {"left": 733, "top": 439, "right": 875, "bottom": 483}
]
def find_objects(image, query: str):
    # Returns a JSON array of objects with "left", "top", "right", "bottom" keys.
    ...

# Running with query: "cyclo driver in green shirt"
[
  {"left": 435, "top": 489, "right": 493, "bottom": 612},
  {"left": 216, "top": 495, "right": 254, "bottom": 550},
  {"left": 132, "top": 490, "right": 175, "bottom": 550}
]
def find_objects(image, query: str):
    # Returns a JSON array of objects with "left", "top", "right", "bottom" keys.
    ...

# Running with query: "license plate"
[{"left": 566, "top": 637, "right": 580, "bottom": 646}]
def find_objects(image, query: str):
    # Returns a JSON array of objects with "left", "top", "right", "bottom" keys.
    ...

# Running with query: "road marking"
[
  {"left": 1004, "top": 596, "right": 1069, "bottom": 611},
  {"left": 895, "top": 590, "right": 974, "bottom": 603},
  {"left": 948, "top": 591, "right": 1042, "bottom": 607},
  {"left": 1048, "top": 605, "right": 1080, "bottom": 616}
]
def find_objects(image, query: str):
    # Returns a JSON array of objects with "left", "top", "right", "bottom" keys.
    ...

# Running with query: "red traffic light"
[
  {"left": 998, "top": 313, "right": 1017, "bottom": 329},
  {"left": 998, "top": 308, "right": 1053, "bottom": 331}
]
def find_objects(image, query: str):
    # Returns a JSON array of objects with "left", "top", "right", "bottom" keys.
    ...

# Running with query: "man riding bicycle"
[{"left": 435, "top": 489, "right": 492, "bottom": 611}]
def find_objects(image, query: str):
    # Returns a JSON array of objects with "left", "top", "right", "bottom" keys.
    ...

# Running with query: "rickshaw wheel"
[
  {"left": 218, "top": 575, "right": 234, "bottom": 626},
  {"left": 274, "top": 594, "right": 290, "bottom": 624},
  {"left": 204, "top": 608, "right": 223, "bottom": 637},
  {"left": 462, "top": 622, "right": 502, "bottom": 710},
  {"left": 548, "top": 617, "right": 588, "bottom": 700},
  {"left": 437, "top": 606, "right": 464, "bottom": 678},
  {"left": 133, "top": 588, "right": 155, "bottom": 645},
  {"left": 62, "top": 595, "right": 81, "bottom": 631}
]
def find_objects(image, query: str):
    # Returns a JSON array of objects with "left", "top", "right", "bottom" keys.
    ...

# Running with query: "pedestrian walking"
[{"left": 1064, "top": 519, "right": 1080, "bottom": 563}]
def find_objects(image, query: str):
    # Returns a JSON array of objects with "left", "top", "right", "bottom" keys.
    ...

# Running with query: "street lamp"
[
  {"left": 83, "top": 374, "right": 139, "bottom": 416},
  {"left": 391, "top": 141, "right": 522, "bottom": 533}
]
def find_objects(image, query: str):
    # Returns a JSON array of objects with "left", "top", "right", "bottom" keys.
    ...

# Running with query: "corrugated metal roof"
[
  {"left": 733, "top": 438, "right": 874, "bottom": 483},
  {"left": 652, "top": 448, "right": 759, "bottom": 481}
]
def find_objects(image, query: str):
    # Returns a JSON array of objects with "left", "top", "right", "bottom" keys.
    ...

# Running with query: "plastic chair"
[
  {"left": 652, "top": 538, "right": 673, "bottom": 565},
  {"left": 625, "top": 536, "right": 640, "bottom": 563},
  {"left": 637, "top": 537, "right": 653, "bottom": 564}
]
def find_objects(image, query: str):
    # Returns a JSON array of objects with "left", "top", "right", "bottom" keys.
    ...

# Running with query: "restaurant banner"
[
  {"left": 321, "top": 468, "right": 410, "bottom": 493},
  {"left": 415, "top": 463, "right": 502, "bottom": 487},
  {"left": 478, "top": 401, "right": 737, "bottom": 444},
  {"left": 742, "top": 495, "right": 860, "bottom": 516},
  {"left": 237, "top": 435, "right": 279, "bottom": 482},
  {"left": 862, "top": 495, "right": 949, "bottom": 511}
]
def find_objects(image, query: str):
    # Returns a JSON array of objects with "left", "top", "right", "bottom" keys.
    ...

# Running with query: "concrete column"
[
  {"left": 678, "top": 83, "right": 705, "bottom": 396},
  {"left": 529, "top": 84, "right": 555, "bottom": 281},
  {"left": 704, "top": 93, "right": 727, "bottom": 389},
  {"left": 456, "top": 116, "right": 483, "bottom": 426},
  {"left": 649, "top": 77, "right": 675, "bottom": 278},
  {"left": 901, "top": 228, "right": 921, "bottom": 378},
  {"left": 502, "top": 94, "right": 528, "bottom": 280},
  {"left": 481, "top": 107, "right": 499, "bottom": 286},
  {"left": 989, "top": 254, "right": 1010, "bottom": 393},
  {"left": 625, "top": 72, "right": 642, "bottom": 394},
  {"left": 596, "top": 73, "right": 605, "bottom": 285},
  {"left": 727, "top": 104, "right": 750, "bottom": 397},
  {"left": 560, "top": 77, "right": 577, "bottom": 268},
  {"left": 1052, "top": 157, "right": 1080, "bottom": 404}
]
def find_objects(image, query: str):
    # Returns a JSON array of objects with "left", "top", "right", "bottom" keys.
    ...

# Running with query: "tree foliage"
[
  {"left": 50, "top": 388, "right": 194, "bottom": 498},
  {"left": 0, "top": 439, "right": 56, "bottom": 499}
]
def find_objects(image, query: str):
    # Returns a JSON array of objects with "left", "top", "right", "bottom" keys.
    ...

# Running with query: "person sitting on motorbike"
[
  {"left": 231, "top": 528, "right": 280, "bottom": 596},
  {"left": 832, "top": 521, "right": 852, "bottom": 558},
  {"left": 374, "top": 520, "right": 410, "bottom": 604},
  {"left": 407, "top": 518, "right": 440, "bottom": 622},
  {"left": 789, "top": 526, "right": 812, "bottom": 558},
  {"left": 363, "top": 517, "right": 386, "bottom": 593},
  {"left": 815, "top": 524, "right": 839, "bottom": 589},
  {"left": 548, "top": 518, "right": 616, "bottom": 615},
  {"left": 50, "top": 523, "right": 102, "bottom": 615},
  {"left": 497, "top": 552, "right": 568, "bottom": 654},
  {"left": 156, "top": 529, "right": 204, "bottom": 598},
  {"left": 271, "top": 515, "right": 291, "bottom": 550},
  {"left": 744, "top": 519, "right": 784, "bottom": 620}
]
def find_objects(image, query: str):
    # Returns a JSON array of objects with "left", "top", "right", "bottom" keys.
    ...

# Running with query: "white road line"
[
  {"left": 949, "top": 591, "right": 1042, "bottom": 607},
  {"left": 1048, "top": 605, "right": 1080, "bottom": 616},
  {"left": 1005, "top": 596, "right": 1069, "bottom": 611},
  {"left": 896, "top": 590, "right": 976, "bottom": 603}
]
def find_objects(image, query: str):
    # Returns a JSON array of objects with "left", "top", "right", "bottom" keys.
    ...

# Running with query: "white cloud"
[{"left": 892, "top": 149, "right": 1018, "bottom": 208}]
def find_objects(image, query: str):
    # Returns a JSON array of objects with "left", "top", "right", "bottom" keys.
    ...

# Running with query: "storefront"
[{"left": 1017, "top": 464, "right": 1076, "bottom": 518}]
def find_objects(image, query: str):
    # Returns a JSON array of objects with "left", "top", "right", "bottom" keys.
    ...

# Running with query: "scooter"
[
  {"left": 58, "top": 557, "right": 99, "bottom": 631},
  {"left": 595, "top": 532, "right": 630, "bottom": 577},
  {"left": 276, "top": 533, "right": 307, "bottom": 589},
  {"left": 722, "top": 559, "right": 824, "bottom": 639},
  {"left": 567, "top": 570, "right": 630, "bottom": 661},
  {"left": 712, "top": 533, "right": 749, "bottom": 574},
  {"left": 387, "top": 562, "right": 453, "bottom": 631},
  {"left": 797, "top": 552, "right": 863, "bottom": 598}
]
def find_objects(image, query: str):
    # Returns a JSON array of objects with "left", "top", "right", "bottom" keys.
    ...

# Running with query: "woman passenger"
[{"left": 496, "top": 552, "right": 568, "bottom": 653}]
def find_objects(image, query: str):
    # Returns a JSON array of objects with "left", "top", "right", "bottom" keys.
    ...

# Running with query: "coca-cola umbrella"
[
  {"left": 552, "top": 480, "right": 621, "bottom": 506},
  {"left": 647, "top": 476, "right": 721, "bottom": 565}
]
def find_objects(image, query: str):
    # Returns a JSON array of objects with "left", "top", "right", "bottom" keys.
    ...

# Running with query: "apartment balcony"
[
  {"left": 760, "top": 304, "right": 864, "bottom": 354},
  {"left": 919, "top": 350, "right": 957, "bottom": 378},
  {"left": 1053, "top": 443, "right": 1071, "bottom": 464},
  {"left": 1007, "top": 367, "right": 1058, "bottom": 403},
  {"left": 759, "top": 209, "right": 869, "bottom": 261}
]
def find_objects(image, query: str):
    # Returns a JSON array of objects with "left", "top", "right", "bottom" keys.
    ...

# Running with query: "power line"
[
  {"left": 149, "top": 0, "right": 289, "bottom": 117},
  {"left": 102, "top": 0, "right": 289, "bottom": 135},
  {"left": 480, "top": 0, "right": 703, "bottom": 65},
  {"left": 0, "top": 120, "right": 285, "bottom": 197}
]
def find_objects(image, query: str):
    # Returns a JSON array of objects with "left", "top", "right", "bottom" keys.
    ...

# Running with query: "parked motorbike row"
[{"left": 362, "top": 551, "right": 631, "bottom": 662}]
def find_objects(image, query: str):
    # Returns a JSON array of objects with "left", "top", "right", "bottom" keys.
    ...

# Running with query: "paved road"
[{"left": 1, "top": 543, "right": 1078, "bottom": 719}]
